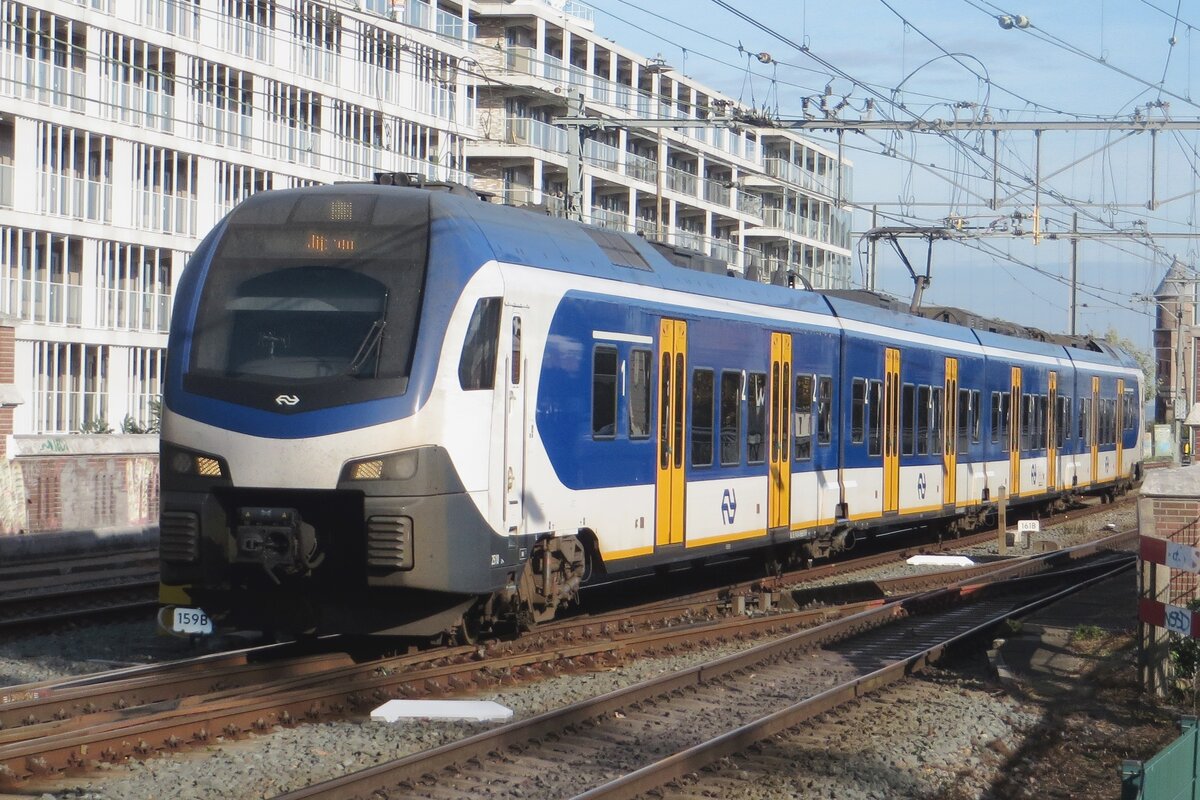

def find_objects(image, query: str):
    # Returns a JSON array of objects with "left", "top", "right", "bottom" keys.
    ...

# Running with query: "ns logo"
[{"left": 721, "top": 488, "right": 737, "bottom": 525}]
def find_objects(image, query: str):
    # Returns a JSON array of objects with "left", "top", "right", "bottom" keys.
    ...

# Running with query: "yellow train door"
[
  {"left": 768, "top": 332, "right": 792, "bottom": 531},
  {"left": 883, "top": 347, "right": 901, "bottom": 514},
  {"left": 1116, "top": 379, "right": 1125, "bottom": 473},
  {"left": 944, "top": 357, "right": 958, "bottom": 508},
  {"left": 655, "top": 319, "right": 687, "bottom": 546},
  {"left": 1047, "top": 371, "right": 1057, "bottom": 492},
  {"left": 1090, "top": 376, "right": 1100, "bottom": 485},
  {"left": 1009, "top": 367, "right": 1022, "bottom": 497}
]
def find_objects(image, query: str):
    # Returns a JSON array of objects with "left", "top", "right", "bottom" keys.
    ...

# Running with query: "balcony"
[
  {"left": 506, "top": 117, "right": 567, "bottom": 152},
  {"left": 702, "top": 178, "right": 730, "bottom": 206},
  {"left": 506, "top": 47, "right": 567, "bottom": 85},
  {"left": 589, "top": 207, "right": 628, "bottom": 230},
  {"left": 97, "top": 288, "right": 170, "bottom": 333},
  {"left": 0, "top": 54, "right": 85, "bottom": 112},
  {"left": 41, "top": 174, "right": 112, "bottom": 223},
  {"left": 625, "top": 152, "right": 656, "bottom": 184},
  {"left": 665, "top": 166, "right": 696, "bottom": 196},
  {"left": 136, "top": 189, "right": 197, "bottom": 235},
  {"left": 220, "top": 17, "right": 272, "bottom": 62},
  {"left": 105, "top": 82, "right": 175, "bottom": 133},
  {"left": 584, "top": 139, "right": 620, "bottom": 172},
  {"left": 138, "top": 0, "right": 198, "bottom": 38},
  {"left": 0, "top": 164, "right": 13, "bottom": 208}
]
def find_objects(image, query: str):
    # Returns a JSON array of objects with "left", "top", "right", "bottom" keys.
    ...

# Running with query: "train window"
[
  {"left": 930, "top": 387, "right": 944, "bottom": 455},
  {"left": 720, "top": 371, "right": 741, "bottom": 465},
  {"left": 990, "top": 392, "right": 1001, "bottom": 444},
  {"left": 957, "top": 389, "right": 970, "bottom": 454},
  {"left": 817, "top": 376, "right": 833, "bottom": 446},
  {"left": 1078, "top": 397, "right": 1089, "bottom": 445},
  {"left": 916, "top": 386, "right": 930, "bottom": 456},
  {"left": 691, "top": 369, "right": 714, "bottom": 467},
  {"left": 1125, "top": 389, "right": 1136, "bottom": 432},
  {"left": 592, "top": 346, "right": 618, "bottom": 439},
  {"left": 511, "top": 317, "right": 521, "bottom": 384},
  {"left": 851, "top": 378, "right": 866, "bottom": 444},
  {"left": 747, "top": 372, "right": 767, "bottom": 464},
  {"left": 674, "top": 354, "right": 685, "bottom": 468},
  {"left": 794, "top": 373, "right": 813, "bottom": 461},
  {"left": 902, "top": 384, "right": 915, "bottom": 456},
  {"left": 1038, "top": 395, "right": 1048, "bottom": 448},
  {"left": 1057, "top": 396, "right": 1069, "bottom": 448},
  {"left": 660, "top": 354, "right": 671, "bottom": 468},
  {"left": 629, "top": 349, "right": 651, "bottom": 439},
  {"left": 999, "top": 392, "right": 1010, "bottom": 445},
  {"left": 1019, "top": 394, "right": 1033, "bottom": 451},
  {"left": 970, "top": 390, "right": 981, "bottom": 445},
  {"left": 868, "top": 379, "right": 882, "bottom": 457},
  {"left": 458, "top": 297, "right": 502, "bottom": 391}
]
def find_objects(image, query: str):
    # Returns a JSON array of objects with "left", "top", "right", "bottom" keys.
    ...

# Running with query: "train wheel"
[{"left": 454, "top": 612, "right": 482, "bottom": 645}]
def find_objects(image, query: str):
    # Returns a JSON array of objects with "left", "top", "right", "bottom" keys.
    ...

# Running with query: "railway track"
[
  {"left": 272, "top": 543, "right": 1134, "bottom": 799},
  {"left": 0, "top": 547, "right": 159, "bottom": 631},
  {"left": 0, "top": 520, "right": 1135, "bottom": 791}
]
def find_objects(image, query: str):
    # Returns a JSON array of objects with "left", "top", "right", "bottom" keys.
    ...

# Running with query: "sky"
[{"left": 580, "top": 0, "right": 1200, "bottom": 354}]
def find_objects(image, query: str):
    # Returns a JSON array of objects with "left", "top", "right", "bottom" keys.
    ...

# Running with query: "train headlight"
[
  {"left": 163, "top": 444, "right": 228, "bottom": 478},
  {"left": 340, "top": 450, "right": 419, "bottom": 482}
]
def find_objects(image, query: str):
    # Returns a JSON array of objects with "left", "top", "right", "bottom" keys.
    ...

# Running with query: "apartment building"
[
  {"left": 468, "top": 0, "right": 852, "bottom": 287},
  {"left": 0, "top": 0, "right": 850, "bottom": 439}
]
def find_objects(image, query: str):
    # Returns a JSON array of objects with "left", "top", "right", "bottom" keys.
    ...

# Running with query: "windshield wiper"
[{"left": 348, "top": 318, "right": 387, "bottom": 376}]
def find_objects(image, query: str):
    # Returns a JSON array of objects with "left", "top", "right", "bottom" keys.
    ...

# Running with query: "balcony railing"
[
  {"left": 220, "top": 17, "right": 272, "bottom": 62},
  {"left": 41, "top": 174, "right": 112, "bottom": 222},
  {"left": 665, "top": 166, "right": 696, "bottom": 196},
  {"left": 194, "top": 104, "right": 251, "bottom": 150},
  {"left": 266, "top": 122, "right": 320, "bottom": 166},
  {"left": 506, "top": 117, "right": 567, "bottom": 152},
  {"left": 296, "top": 43, "right": 340, "bottom": 84},
  {"left": 0, "top": 55, "right": 85, "bottom": 112},
  {"left": 97, "top": 288, "right": 170, "bottom": 332},
  {"left": 584, "top": 139, "right": 620, "bottom": 172},
  {"left": 0, "top": 164, "right": 14, "bottom": 208},
  {"left": 135, "top": 189, "right": 197, "bottom": 235},
  {"left": 8, "top": 279, "right": 82, "bottom": 325},
  {"left": 703, "top": 178, "right": 730, "bottom": 206},
  {"left": 589, "top": 207, "right": 628, "bottom": 230},
  {"left": 506, "top": 47, "right": 566, "bottom": 84},
  {"left": 625, "top": 152, "right": 656, "bottom": 183},
  {"left": 139, "top": 0, "right": 198, "bottom": 38},
  {"left": 104, "top": 81, "right": 175, "bottom": 132}
]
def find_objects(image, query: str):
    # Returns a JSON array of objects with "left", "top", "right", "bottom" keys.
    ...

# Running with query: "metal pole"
[
  {"left": 1070, "top": 212, "right": 1078, "bottom": 336},
  {"left": 1149, "top": 129, "right": 1158, "bottom": 210},
  {"left": 566, "top": 91, "right": 585, "bottom": 222},
  {"left": 868, "top": 204, "right": 878, "bottom": 291}
]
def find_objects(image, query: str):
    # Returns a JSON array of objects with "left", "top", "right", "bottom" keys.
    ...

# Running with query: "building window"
[
  {"left": 99, "top": 32, "right": 175, "bottom": 132},
  {"left": 133, "top": 144, "right": 197, "bottom": 235},
  {"left": 126, "top": 346, "right": 164, "bottom": 432},
  {"left": 265, "top": 80, "right": 321, "bottom": 166},
  {"left": 295, "top": 0, "right": 341, "bottom": 83},
  {"left": 0, "top": 227, "right": 82, "bottom": 325},
  {"left": 32, "top": 341, "right": 108, "bottom": 433},
  {"left": 137, "top": 0, "right": 199, "bottom": 39},
  {"left": 332, "top": 100, "right": 387, "bottom": 179},
  {"left": 97, "top": 242, "right": 172, "bottom": 333},
  {"left": 0, "top": 4, "right": 86, "bottom": 111},
  {"left": 36, "top": 124, "right": 112, "bottom": 222},
  {"left": 192, "top": 59, "right": 252, "bottom": 150},
  {"left": 357, "top": 21, "right": 404, "bottom": 105},
  {"left": 216, "top": 162, "right": 273, "bottom": 219},
  {"left": 219, "top": 0, "right": 274, "bottom": 62}
]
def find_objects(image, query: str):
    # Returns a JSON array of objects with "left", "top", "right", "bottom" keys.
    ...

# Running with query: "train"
[{"left": 157, "top": 174, "right": 1144, "bottom": 641}]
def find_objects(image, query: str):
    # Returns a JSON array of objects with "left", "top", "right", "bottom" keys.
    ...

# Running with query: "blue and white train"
[{"left": 157, "top": 177, "right": 1144, "bottom": 639}]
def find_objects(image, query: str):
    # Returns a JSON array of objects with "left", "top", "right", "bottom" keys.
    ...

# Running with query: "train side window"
[
  {"left": 511, "top": 317, "right": 521, "bottom": 384},
  {"left": 1019, "top": 394, "right": 1033, "bottom": 451},
  {"left": 794, "top": 373, "right": 813, "bottom": 461},
  {"left": 817, "top": 376, "right": 833, "bottom": 446},
  {"left": 592, "top": 346, "right": 618, "bottom": 439},
  {"left": 916, "top": 385, "right": 930, "bottom": 456},
  {"left": 970, "top": 390, "right": 981, "bottom": 445},
  {"left": 990, "top": 392, "right": 1000, "bottom": 444},
  {"left": 868, "top": 379, "right": 883, "bottom": 457},
  {"left": 691, "top": 369, "right": 714, "bottom": 467},
  {"left": 629, "top": 349, "right": 651, "bottom": 439},
  {"left": 457, "top": 296, "right": 502, "bottom": 391},
  {"left": 851, "top": 378, "right": 866, "bottom": 444},
  {"left": 1038, "top": 395, "right": 1048, "bottom": 447},
  {"left": 1057, "top": 396, "right": 1069, "bottom": 447},
  {"left": 957, "top": 388, "right": 970, "bottom": 454},
  {"left": 747, "top": 372, "right": 767, "bottom": 464},
  {"left": 902, "top": 383, "right": 915, "bottom": 456},
  {"left": 1078, "top": 397, "right": 1089, "bottom": 445},
  {"left": 720, "top": 371, "right": 741, "bottom": 466},
  {"left": 931, "top": 387, "right": 943, "bottom": 455},
  {"left": 999, "top": 392, "right": 1010, "bottom": 445}
]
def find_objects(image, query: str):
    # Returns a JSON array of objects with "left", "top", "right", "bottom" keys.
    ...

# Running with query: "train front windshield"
[{"left": 183, "top": 189, "right": 430, "bottom": 411}]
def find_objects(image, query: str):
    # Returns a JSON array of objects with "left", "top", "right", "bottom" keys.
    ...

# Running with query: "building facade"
[{"left": 0, "top": 0, "right": 851, "bottom": 440}]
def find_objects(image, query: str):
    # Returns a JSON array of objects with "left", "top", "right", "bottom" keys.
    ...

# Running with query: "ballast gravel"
[{"left": 4, "top": 504, "right": 1136, "bottom": 800}]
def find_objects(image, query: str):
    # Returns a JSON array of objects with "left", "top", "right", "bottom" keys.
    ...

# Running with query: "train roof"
[{"left": 256, "top": 183, "right": 1140, "bottom": 374}]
